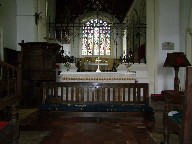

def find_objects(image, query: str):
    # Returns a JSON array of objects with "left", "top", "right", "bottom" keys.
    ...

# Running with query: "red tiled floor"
[
  {"left": 17, "top": 99, "right": 167, "bottom": 144},
  {"left": 19, "top": 113, "right": 156, "bottom": 144}
]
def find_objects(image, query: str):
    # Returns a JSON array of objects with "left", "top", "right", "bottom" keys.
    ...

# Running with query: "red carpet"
[{"left": 0, "top": 121, "right": 9, "bottom": 130}]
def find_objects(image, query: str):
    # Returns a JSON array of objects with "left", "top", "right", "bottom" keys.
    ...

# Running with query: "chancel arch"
[
  {"left": 45, "top": 0, "right": 148, "bottom": 78},
  {"left": 47, "top": 0, "right": 147, "bottom": 65}
]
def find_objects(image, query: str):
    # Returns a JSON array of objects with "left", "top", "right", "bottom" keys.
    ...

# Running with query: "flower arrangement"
[{"left": 63, "top": 62, "right": 71, "bottom": 71}]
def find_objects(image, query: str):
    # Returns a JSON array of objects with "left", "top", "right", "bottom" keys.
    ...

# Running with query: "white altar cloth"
[{"left": 59, "top": 72, "right": 136, "bottom": 83}]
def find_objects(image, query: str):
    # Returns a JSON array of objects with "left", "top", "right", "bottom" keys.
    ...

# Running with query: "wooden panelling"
[{"left": 19, "top": 42, "right": 61, "bottom": 106}]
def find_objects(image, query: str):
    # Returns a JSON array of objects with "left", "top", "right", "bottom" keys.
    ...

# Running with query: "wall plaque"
[{"left": 162, "top": 42, "right": 174, "bottom": 50}]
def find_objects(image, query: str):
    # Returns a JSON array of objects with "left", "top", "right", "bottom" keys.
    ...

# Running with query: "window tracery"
[{"left": 82, "top": 19, "right": 111, "bottom": 56}]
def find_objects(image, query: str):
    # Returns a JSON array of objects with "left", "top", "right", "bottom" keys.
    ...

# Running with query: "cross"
[{"left": 95, "top": 57, "right": 102, "bottom": 72}]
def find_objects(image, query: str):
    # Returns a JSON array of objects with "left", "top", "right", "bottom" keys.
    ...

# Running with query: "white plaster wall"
[
  {"left": 16, "top": 0, "right": 36, "bottom": 50},
  {"left": 156, "top": 0, "right": 180, "bottom": 93},
  {"left": 0, "top": 0, "right": 47, "bottom": 51},
  {"left": 37, "top": 0, "right": 47, "bottom": 42},
  {"left": 0, "top": 0, "right": 17, "bottom": 50},
  {"left": 145, "top": 0, "right": 192, "bottom": 95},
  {"left": 17, "top": 0, "right": 48, "bottom": 50},
  {"left": 156, "top": 0, "right": 192, "bottom": 92}
]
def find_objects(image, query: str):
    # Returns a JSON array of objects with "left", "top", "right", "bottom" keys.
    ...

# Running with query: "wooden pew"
[
  {"left": 0, "top": 60, "right": 20, "bottom": 144},
  {"left": 181, "top": 66, "right": 192, "bottom": 143},
  {"left": 162, "top": 66, "right": 192, "bottom": 144}
]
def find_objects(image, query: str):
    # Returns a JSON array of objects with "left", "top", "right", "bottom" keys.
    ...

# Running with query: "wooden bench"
[
  {"left": 38, "top": 82, "right": 154, "bottom": 120},
  {"left": 162, "top": 66, "right": 192, "bottom": 144},
  {"left": 0, "top": 60, "right": 21, "bottom": 144}
]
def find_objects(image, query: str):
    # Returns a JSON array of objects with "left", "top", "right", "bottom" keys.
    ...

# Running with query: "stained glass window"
[{"left": 82, "top": 19, "right": 111, "bottom": 56}]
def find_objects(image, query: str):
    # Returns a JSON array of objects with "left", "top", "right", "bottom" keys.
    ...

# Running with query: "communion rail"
[{"left": 39, "top": 82, "right": 154, "bottom": 120}]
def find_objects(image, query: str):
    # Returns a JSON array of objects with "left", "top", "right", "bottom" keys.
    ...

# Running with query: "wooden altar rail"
[
  {"left": 0, "top": 60, "right": 21, "bottom": 110},
  {"left": 42, "top": 82, "right": 149, "bottom": 105},
  {"left": 39, "top": 82, "right": 154, "bottom": 121}
]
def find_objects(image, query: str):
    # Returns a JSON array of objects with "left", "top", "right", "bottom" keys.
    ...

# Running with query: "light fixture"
[{"left": 163, "top": 52, "right": 191, "bottom": 94}]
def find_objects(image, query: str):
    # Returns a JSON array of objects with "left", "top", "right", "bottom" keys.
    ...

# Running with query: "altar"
[
  {"left": 58, "top": 72, "right": 136, "bottom": 83},
  {"left": 84, "top": 62, "right": 108, "bottom": 72},
  {"left": 77, "top": 57, "right": 115, "bottom": 72},
  {"left": 55, "top": 62, "right": 149, "bottom": 84}
]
